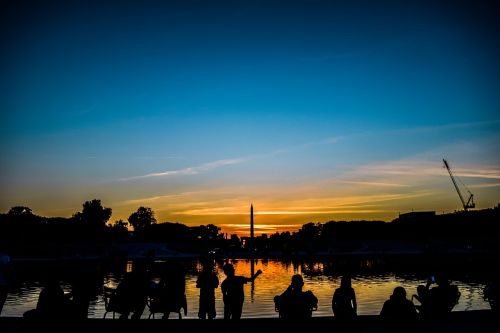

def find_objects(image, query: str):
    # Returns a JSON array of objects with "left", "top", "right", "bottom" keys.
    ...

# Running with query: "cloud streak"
[
  {"left": 120, "top": 135, "right": 340, "bottom": 181},
  {"left": 172, "top": 192, "right": 429, "bottom": 216},
  {"left": 123, "top": 191, "right": 204, "bottom": 205},
  {"left": 352, "top": 161, "right": 500, "bottom": 180},
  {"left": 120, "top": 158, "right": 245, "bottom": 181},
  {"left": 337, "top": 180, "right": 410, "bottom": 188}
]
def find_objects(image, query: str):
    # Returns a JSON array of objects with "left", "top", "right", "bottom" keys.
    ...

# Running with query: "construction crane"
[{"left": 443, "top": 158, "right": 475, "bottom": 211}]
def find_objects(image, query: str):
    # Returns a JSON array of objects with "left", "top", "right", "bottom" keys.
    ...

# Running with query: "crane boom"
[{"left": 443, "top": 159, "right": 475, "bottom": 211}]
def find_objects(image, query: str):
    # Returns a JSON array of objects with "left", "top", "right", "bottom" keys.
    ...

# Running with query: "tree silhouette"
[
  {"left": 8, "top": 206, "right": 33, "bottom": 216},
  {"left": 109, "top": 219, "right": 129, "bottom": 241},
  {"left": 112, "top": 219, "right": 128, "bottom": 229},
  {"left": 73, "top": 199, "right": 112, "bottom": 230},
  {"left": 128, "top": 206, "right": 156, "bottom": 232}
]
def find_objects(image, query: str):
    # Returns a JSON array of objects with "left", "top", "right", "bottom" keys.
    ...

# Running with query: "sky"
[{"left": 1, "top": 0, "right": 499, "bottom": 235}]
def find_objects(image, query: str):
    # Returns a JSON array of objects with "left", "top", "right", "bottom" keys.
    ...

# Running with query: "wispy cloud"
[
  {"left": 469, "top": 183, "right": 500, "bottom": 189},
  {"left": 123, "top": 191, "right": 203, "bottom": 205},
  {"left": 384, "top": 119, "right": 500, "bottom": 136},
  {"left": 244, "top": 136, "right": 340, "bottom": 161},
  {"left": 173, "top": 192, "right": 429, "bottom": 216},
  {"left": 120, "top": 135, "right": 341, "bottom": 181},
  {"left": 352, "top": 160, "right": 500, "bottom": 180},
  {"left": 221, "top": 223, "right": 304, "bottom": 234},
  {"left": 120, "top": 158, "right": 245, "bottom": 181},
  {"left": 337, "top": 180, "right": 410, "bottom": 188}
]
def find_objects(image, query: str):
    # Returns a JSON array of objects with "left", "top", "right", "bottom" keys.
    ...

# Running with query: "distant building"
[{"left": 396, "top": 211, "right": 436, "bottom": 221}]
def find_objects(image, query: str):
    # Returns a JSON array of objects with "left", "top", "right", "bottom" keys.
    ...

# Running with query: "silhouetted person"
[
  {"left": 332, "top": 276, "right": 357, "bottom": 321},
  {"left": 114, "top": 267, "right": 150, "bottom": 319},
  {"left": 24, "top": 277, "right": 69, "bottom": 320},
  {"left": 196, "top": 260, "right": 219, "bottom": 319},
  {"left": 412, "top": 283, "right": 430, "bottom": 316},
  {"left": 425, "top": 275, "right": 461, "bottom": 318},
  {"left": 221, "top": 263, "right": 262, "bottom": 320},
  {"left": 380, "top": 287, "right": 417, "bottom": 333},
  {"left": 484, "top": 278, "right": 499, "bottom": 312},
  {"left": 274, "top": 274, "right": 318, "bottom": 319},
  {"left": 70, "top": 266, "right": 102, "bottom": 320},
  {"left": 0, "top": 253, "right": 10, "bottom": 315},
  {"left": 158, "top": 261, "right": 187, "bottom": 319}
]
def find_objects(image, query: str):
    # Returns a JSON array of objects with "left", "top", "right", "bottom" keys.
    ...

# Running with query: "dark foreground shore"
[{"left": 1, "top": 311, "right": 498, "bottom": 333}]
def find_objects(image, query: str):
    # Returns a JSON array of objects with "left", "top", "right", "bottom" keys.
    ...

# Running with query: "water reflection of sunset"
[
  {"left": 184, "top": 259, "right": 489, "bottom": 318},
  {"left": 2, "top": 259, "right": 490, "bottom": 318}
]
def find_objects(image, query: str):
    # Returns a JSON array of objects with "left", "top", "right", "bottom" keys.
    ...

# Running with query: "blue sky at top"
[{"left": 1, "top": 0, "right": 499, "bottom": 233}]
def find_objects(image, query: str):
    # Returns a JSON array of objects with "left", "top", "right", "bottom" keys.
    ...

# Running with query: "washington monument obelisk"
[{"left": 250, "top": 204, "right": 254, "bottom": 252}]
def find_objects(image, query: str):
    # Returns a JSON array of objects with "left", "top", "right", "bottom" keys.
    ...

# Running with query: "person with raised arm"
[{"left": 221, "top": 263, "right": 262, "bottom": 320}]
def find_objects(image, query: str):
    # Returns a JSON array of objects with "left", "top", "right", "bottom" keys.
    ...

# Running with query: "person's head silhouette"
[
  {"left": 340, "top": 276, "right": 352, "bottom": 288},
  {"left": 223, "top": 263, "right": 235, "bottom": 277},
  {"left": 391, "top": 286, "right": 407, "bottom": 301},
  {"left": 291, "top": 274, "right": 304, "bottom": 291},
  {"left": 202, "top": 259, "right": 215, "bottom": 271},
  {"left": 436, "top": 274, "right": 449, "bottom": 286}
]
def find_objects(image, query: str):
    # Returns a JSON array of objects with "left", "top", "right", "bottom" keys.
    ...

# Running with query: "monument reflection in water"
[{"left": 3, "top": 258, "right": 491, "bottom": 318}]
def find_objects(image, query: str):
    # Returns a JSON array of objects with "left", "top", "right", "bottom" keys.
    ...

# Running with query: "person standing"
[
  {"left": 332, "top": 276, "right": 357, "bottom": 321},
  {"left": 221, "top": 263, "right": 262, "bottom": 320},
  {"left": 196, "top": 260, "right": 219, "bottom": 319}
]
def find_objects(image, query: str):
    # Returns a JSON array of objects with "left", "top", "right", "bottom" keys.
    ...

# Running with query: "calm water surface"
[{"left": 2, "top": 258, "right": 491, "bottom": 318}]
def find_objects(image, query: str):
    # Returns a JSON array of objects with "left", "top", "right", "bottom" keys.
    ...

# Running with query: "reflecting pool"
[{"left": 2, "top": 258, "right": 491, "bottom": 318}]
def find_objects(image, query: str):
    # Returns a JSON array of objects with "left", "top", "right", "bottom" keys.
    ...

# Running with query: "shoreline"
[{"left": 8, "top": 248, "right": 499, "bottom": 262}]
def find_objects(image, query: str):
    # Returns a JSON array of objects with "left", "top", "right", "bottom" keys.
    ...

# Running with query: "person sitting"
[
  {"left": 274, "top": 274, "right": 318, "bottom": 320},
  {"left": 426, "top": 275, "right": 461, "bottom": 318},
  {"left": 23, "top": 277, "right": 69, "bottom": 320},
  {"left": 156, "top": 261, "right": 187, "bottom": 319},
  {"left": 332, "top": 276, "right": 357, "bottom": 321},
  {"left": 411, "top": 284, "right": 429, "bottom": 315},
  {"left": 380, "top": 287, "right": 417, "bottom": 332},
  {"left": 114, "top": 267, "right": 150, "bottom": 319}
]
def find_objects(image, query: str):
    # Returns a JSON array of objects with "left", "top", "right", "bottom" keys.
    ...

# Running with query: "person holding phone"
[
  {"left": 414, "top": 274, "right": 460, "bottom": 319},
  {"left": 411, "top": 275, "right": 435, "bottom": 316}
]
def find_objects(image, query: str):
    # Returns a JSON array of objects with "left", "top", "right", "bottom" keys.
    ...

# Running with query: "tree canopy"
[
  {"left": 73, "top": 199, "right": 112, "bottom": 230},
  {"left": 128, "top": 206, "right": 156, "bottom": 232},
  {"left": 8, "top": 206, "right": 33, "bottom": 216}
]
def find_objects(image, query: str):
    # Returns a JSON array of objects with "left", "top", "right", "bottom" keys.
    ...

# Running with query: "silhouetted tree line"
[
  {"left": 1, "top": 200, "right": 499, "bottom": 257},
  {"left": 0, "top": 200, "right": 226, "bottom": 256},
  {"left": 257, "top": 205, "right": 500, "bottom": 254}
]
